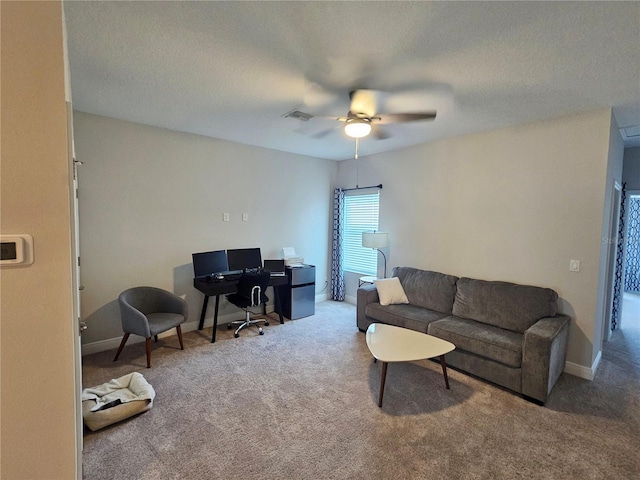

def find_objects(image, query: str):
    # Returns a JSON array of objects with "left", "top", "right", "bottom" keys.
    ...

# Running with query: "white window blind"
[{"left": 343, "top": 192, "right": 380, "bottom": 275}]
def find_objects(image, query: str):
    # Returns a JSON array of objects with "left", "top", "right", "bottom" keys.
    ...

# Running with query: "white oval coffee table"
[{"left": 366, "top": 323, "right": 456, "bottom": 407}]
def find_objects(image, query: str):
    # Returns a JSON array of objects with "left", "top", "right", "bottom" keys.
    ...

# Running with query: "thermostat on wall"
[{"left": 0, "top": 234, "right": 34, "bottom": 265}]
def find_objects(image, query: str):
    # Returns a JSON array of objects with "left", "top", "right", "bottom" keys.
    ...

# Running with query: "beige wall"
[
  {"left": 73, "top": 112, "right": 338, "bottom": 349},
  {"left": 338, "top": 109, "right": 618, "bottom": 372},
  {"left": 1, "top": 1, "right": 78, "bottom": 478}
]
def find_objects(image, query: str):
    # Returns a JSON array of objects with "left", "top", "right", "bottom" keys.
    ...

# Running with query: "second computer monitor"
[{"left": 227, "top": 247, "right": 262, "bottom": 272}]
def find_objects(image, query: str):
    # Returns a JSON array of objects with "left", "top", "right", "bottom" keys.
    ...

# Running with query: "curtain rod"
[{"left": 342, "top": 184, "right": 383, "bottom": 192}]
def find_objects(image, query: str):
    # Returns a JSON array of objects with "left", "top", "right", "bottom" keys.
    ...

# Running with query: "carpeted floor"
[{"left": 81, "top": 300, "right": 640, "bottom": 480}]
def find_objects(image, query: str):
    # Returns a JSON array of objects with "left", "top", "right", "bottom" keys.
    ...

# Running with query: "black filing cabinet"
[{"left": 276, "top": 265, "right": 315, "bottom": 319}]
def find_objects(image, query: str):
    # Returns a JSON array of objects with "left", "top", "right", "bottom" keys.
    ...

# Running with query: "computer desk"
[{"left": 193, "top": 275, "right": 289, "bottom": 343}]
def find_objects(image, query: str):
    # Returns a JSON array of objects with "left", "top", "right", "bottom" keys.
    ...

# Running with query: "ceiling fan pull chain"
[{"left": 355, "top": 137, "right": 359, "bottom": 160}]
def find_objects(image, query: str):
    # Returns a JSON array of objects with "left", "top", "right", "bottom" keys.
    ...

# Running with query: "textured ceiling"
[{"left": 64, "top": 1, "right": 640, "bottom": 161}]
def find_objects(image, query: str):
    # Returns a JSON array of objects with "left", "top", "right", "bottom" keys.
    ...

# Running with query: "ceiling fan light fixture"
[{"left": 344, "top": 119, "right": 372, "bottom": 138}]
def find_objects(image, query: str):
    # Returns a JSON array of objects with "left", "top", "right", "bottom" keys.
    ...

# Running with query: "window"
[{"left": 343, "top": 192, "right": 380, "bottom": 275}]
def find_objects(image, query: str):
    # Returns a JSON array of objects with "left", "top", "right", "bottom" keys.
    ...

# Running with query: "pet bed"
[{"left": 81, "top": 372, "right": 155, "bottom": 431}]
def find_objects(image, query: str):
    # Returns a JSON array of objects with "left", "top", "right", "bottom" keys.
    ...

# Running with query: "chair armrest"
[
  {"left": 357, "top": 284, "right": 379, "bottom": 331},
  {"left": 522, "top": 314, "right": 570, "bottom": 403},
  {"left": 118, "top": 299, "right": 152, "bottom": 338},
  {"left": 156, "top": 290, "right": 189, "bottom": 320}
]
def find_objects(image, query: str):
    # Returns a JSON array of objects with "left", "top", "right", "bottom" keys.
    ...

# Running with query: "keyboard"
[{"left": 223, "top": 273, "right": 242, "bottom": 281}]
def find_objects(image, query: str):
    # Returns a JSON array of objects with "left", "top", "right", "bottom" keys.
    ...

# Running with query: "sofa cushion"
[
  {"left": 374, "top": 277, "right": 409, "bottom": 306},
  {"left": 393, "top": 267, "right": 459, "bottom": 314},
  {"left": 366, "top": 303, "right": 448, "bottom": 333},
  {"left": 428, "top": 316, "right": 523, "bottom": 368},
  {"left": 452, "top": 277, "right": 558, "bottom": 333}
]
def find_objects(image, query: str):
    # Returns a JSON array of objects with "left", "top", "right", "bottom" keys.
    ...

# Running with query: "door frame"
[{"left": 67, "top": 101, "right": 83, "bottom": 479}]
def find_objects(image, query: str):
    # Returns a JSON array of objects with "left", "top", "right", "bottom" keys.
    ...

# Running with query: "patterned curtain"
[
  {"left": 611, "top": 183, "right": 627, "bottom": 330},
  {"left": 331, "top": 188, "right": 345, "bottom": 301},
  {"left": 624, "top": 195, "right": 640, "bottom": 293}
]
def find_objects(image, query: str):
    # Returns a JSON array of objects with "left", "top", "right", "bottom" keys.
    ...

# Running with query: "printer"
[{"left": 281, "top": 247, "right": 304, "bottom": 267}]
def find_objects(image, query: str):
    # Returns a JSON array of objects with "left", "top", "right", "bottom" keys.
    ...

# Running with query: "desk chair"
[
  {"left": 114, "top": 286, "right": 188, "bottom": 368},
  {"left": 226, "top": 271, "right": 271, "bottom": 338}
]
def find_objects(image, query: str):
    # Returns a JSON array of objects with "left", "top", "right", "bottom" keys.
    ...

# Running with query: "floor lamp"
[{"left": 362, "top": 232, "right": 389, "bottom": 278}]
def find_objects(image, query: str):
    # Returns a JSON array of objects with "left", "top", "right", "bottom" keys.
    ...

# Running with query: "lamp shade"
[
  {"left": 344, "top": 119, "right": 372, "bottom": 138},
  {"left": 362, "top": 232, "right": 389, "bottom": 249}
]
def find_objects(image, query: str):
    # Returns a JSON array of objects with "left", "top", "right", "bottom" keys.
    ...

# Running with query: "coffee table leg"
[
  {"left": 378, "top": 361, "right": 388, "bottom": 407},
  {"left": 439, "top": 355, "right": 450, "bottom": 389}
]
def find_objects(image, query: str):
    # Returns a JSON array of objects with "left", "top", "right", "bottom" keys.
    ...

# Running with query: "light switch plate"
[
  {"left": 242, "top": 213, "right": 248, "bottom": 222},
  {"left": 569, "top": 259, "right": 580, "bottom": 272}
]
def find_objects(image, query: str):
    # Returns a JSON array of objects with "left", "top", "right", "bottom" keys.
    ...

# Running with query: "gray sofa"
[{"left": 357, "top": 267, "right": 570, "bottom": 403}]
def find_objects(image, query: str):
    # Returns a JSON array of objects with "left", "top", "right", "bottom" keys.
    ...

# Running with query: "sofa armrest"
[
  {"left": 522, "top": 314, "right": 570, "bottom": 403},
  {"left": 357, "top": 284, "right": 379, "bottom": 331}
]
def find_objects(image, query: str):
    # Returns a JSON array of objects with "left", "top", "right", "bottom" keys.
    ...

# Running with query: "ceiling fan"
[{"left": 287, "top": 89, "right": 437, "bottom": 141}]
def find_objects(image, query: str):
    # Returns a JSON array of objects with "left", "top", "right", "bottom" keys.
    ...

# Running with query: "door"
[
  {"left": 67, "top": 101, "right": 85, "bottom": 478},
  {"left": 603, "top": 181, "right": 622, "bottom": 341}
]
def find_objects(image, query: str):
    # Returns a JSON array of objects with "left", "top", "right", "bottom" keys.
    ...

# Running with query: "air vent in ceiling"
[{"left": 282, "top": 109, "right": 313, "bottom": 121}]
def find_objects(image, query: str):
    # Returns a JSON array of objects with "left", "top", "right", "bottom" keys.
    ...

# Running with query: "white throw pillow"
[{"left": 374, "top": 277, "right": 409, "bottom": 306}]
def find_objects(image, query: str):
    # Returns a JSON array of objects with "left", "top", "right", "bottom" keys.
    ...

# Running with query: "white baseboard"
[
  {"left": 85, "top": 300, "right": 602, "bottom": 383},
  {"left": 81, "top": 337, "right": 130, "bottom": 357},
  {"left": 564, "top": 350, "right": 601, "bottom": 381},
  {"left": 345, "top": 295, "right": 357, "bottom": 305},
  {"left": 81, "top": 309, "right": 273, "bottom": 356},
  {"left": 82, "top": 296, "right": 329, "bottom": 356}
]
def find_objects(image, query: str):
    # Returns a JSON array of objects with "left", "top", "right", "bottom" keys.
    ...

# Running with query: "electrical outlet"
[
  {"left": 223, "top": 213, "right": 230, "bottom": 222},
  {"left": 569, "top": 259, "right": 580, "bottom": 272},
  {"left": 242, "top": 213, "right": 248, "bottom": 222}
]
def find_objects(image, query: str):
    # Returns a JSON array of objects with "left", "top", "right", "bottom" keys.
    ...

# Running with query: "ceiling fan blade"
[
  {"left": 377, "top": 111, "right": 437, "bottom": 124},
  {"left": 349, "top": 89, "right": 380, "bottom": 118},
  {"left": 302, "top": 81, "right": 346, "bottom": 111},
  {"left": 282, "top": 108, "right": 347, "bottom": 123},
  {"left": 310, "top": 127, "right": 336, "bottom": 139},
  {"left": 372, "top": 124, "right": 392, "bottom": 140}
]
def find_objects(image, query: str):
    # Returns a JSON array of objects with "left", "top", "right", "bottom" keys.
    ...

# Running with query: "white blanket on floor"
[{"left": 82, "top": 372, "right": 156, "bottom": 412}]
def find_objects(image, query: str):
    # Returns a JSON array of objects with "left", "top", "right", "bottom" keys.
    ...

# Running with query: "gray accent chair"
[{"left": 114, "top": 286, "right": 188, "bottom": 368}]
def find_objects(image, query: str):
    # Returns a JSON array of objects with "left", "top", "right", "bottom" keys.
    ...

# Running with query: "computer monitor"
[
  {"left": 227, "top": 247, "right": 262, "bottom": 272},
  {"left": 192, "top": 250, "right": 229, "bottom": 278}
]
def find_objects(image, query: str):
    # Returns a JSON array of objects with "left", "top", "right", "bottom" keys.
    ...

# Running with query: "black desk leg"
[
  {"left": 198, "top": 295, "right": 210, "bottom": 331},
  {"left": 211, "top": 295, "right": 220, "bottom": 343},
  {"left": 274, "top": 287, "right": 284, "bottom": 324}
]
